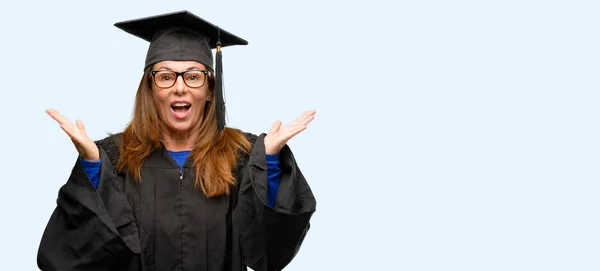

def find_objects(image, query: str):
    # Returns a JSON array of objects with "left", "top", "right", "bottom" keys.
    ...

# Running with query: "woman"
[{"left": 37, "top": 10, "right": 316, "bottom": 271}]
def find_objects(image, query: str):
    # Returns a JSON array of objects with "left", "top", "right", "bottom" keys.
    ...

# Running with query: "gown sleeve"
[
  {"left": 37, "top": 136, "right": 140, "bottom": 271},
  {"left": 234, "top": 133, "right": 317, "bottom": 271}
]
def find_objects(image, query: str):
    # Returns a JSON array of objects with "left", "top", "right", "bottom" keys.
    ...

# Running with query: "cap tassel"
[{"left": 215, "top": 28, "right": 226, "bottom": 131}]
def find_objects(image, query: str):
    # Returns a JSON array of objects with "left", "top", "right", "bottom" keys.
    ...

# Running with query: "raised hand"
[
  {"left": 46, "top": 109, "right": 100, "bottom": 161},
  {"left": 264, "top": 110, "right": 316, "bottom": 155}
]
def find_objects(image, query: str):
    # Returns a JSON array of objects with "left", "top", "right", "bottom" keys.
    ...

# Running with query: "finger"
[
  {"left": 289, "top": 110, "right": 316, "bottom": 127},
  {"left": 278, "top": 124, "right": 308, "bottom": 141},
  {"left": 286, "top": 114, "right": 315, "bottom": 132},
  {"left": 296, "top": 110, "right": 314, "bottom": 121},
  {"left": 286, "top": 125, "right": 308, "bottom": 139},
  {"left": 60, "top": 124, "right": 81, "bottom": 143},
  {"left": 299, "top": 110, "right": 316, "bottom": 119},
  {"left": 61, "top": 125, "right": 87, "bottom": 156},
  {"left": 46, "top": 109, "right": 76, "bottom": 130},
  {"left": 76, "top": 119, "right": 87, "bottom": 136},
  {"left": 46, "top": 109, "right": 66, "bottom": 124},
  {"left": 298, "top": 114, "right": 315, "bottom": 126},
  {"left": 269, "top": 120, "right": 282, "bottom": 134},
  {"left": 286, "top": 112, "right": 309, "bottom": 128}
]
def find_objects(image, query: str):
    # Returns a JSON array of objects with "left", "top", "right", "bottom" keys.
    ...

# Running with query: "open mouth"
[
  {"left": 170, "top": 101, "right": 192, "bottom": 119},
  {"left": 171, "top": 102, "right": 191, "bottom": 113}
]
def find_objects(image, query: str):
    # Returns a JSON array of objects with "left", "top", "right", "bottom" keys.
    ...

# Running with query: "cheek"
[
  {"left": 152, "top": 91, "right": 168, "bottom": 105},
  {"left": 193, "top": 90, "right": 210, "bottom": 105},
  {"left": 152, "top": 92, "right": 170, "bottom": 118}
]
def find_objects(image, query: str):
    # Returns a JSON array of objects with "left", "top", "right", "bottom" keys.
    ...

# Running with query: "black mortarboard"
[{"left": 114, "top": 10, "right": 248, "bottom": 130}]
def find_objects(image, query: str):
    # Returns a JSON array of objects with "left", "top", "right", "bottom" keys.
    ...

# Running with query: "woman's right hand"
[{"left": 46, "top": 109, "right": 100, "bottom": 162}]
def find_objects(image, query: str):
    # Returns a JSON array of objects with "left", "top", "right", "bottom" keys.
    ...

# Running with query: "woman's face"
[{"left": 150, "top": 60, "right": 211, "bottom": 134}]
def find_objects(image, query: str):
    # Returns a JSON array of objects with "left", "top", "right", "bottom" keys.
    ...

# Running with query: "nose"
[{"left": 173, "top": 74, "right": 187, "bottom": 94}]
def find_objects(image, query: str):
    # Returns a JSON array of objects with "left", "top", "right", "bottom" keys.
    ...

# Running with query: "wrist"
[
  {"left": 81, "top": 153, "right": 100, "bottom": 162},
  {"left": 265, "top": 145, "right": 280, "bottom": 155}
]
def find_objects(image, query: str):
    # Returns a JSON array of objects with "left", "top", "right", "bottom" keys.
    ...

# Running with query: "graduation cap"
[{"left": 114, "top": 10, "right": 248, "bottom": 130}]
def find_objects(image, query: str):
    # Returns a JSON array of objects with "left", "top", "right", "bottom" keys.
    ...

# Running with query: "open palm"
[
  {"left": 46, "top": 109, "right": 99, "bottom": 161},
  {"left": 264, "top": 110, "right": 316, "bottom": 155}
]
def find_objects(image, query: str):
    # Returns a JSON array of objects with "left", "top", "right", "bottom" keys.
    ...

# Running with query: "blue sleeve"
[
  {"left": 79, "top": 157, "right": 101, "bottom": 189},
  {"left": 266, "top": 153, "right": 281, "bottom": 207}
]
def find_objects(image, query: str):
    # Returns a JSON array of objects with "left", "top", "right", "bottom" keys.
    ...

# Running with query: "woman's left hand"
[{"left": 264, "top": 110, "right": 316, "bottom": 155}]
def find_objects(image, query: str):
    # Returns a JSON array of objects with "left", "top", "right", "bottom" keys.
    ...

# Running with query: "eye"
[
  {"left": 185, "top": 72, "right": 203, "bottom": 81},
  {"left": 157, "top": 73, "right": 174, "bottom": 81}
]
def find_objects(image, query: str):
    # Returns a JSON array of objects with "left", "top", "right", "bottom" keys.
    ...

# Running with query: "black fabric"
[
  {"left": 36, "top": 146, "right": 141, "bottom": 271},
  {"left": 113, "top": 10, "right": 248, "bottom": 70},
  {"left": 215, "top": 44, "right": 226, "bottom": 130},
  {"left": 37, "top": 132, "right": 316, "bottom": 271}
]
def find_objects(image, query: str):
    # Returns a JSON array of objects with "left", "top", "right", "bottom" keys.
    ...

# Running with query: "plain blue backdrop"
[{"left": 0, "top": 0, "right": 598, "bottom": 270}]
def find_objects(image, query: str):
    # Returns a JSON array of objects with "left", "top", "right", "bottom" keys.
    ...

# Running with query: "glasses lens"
[
  {"left": 184, "top": 71, "right": 206, "bottom": 88},
  {"left": 154, "top": 71, "right": 176, "bottom": 88}
]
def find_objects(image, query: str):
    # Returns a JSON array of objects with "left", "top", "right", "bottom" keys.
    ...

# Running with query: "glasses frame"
[{"left": 150, "top": 70, "right": 211, "bottom": 89}]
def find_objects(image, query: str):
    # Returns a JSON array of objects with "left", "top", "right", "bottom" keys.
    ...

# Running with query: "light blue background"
[{"left": 1, "top": 0, "right": 598, "bottom": 270}]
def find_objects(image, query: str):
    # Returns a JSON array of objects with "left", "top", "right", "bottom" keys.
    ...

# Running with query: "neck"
[{"left": 163, "top": 130, "right": 195, "bottom": 151}]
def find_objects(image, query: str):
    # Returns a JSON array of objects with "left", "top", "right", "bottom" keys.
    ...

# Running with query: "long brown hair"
[{"left": 117, "top": 66, "right": 251, "bottom": 197}]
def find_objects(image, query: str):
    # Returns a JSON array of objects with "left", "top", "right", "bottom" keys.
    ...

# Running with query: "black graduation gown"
[{"left": 37, "top": 132, "right": 316, "bottom": 271}]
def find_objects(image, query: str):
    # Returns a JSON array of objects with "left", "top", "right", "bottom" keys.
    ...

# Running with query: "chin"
[{"left": 167, "top": 121, "right": 193, "bottom": 133}]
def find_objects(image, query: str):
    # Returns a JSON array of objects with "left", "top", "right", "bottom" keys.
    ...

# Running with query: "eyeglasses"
[{"left": 151, "top": 70, "right": 210, "bottom": 88}]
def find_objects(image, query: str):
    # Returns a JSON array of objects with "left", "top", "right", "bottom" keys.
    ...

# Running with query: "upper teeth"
[{"left": 173, "top": 103, "right": 189, "bottom": 107}]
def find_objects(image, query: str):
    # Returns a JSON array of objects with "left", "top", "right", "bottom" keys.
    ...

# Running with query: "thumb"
[
  {"left": 76, "top": 120, "right": 87, "bottom": 136},
  {"left": 269, "top": 120, "right": 282, "bottom": 134}
]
